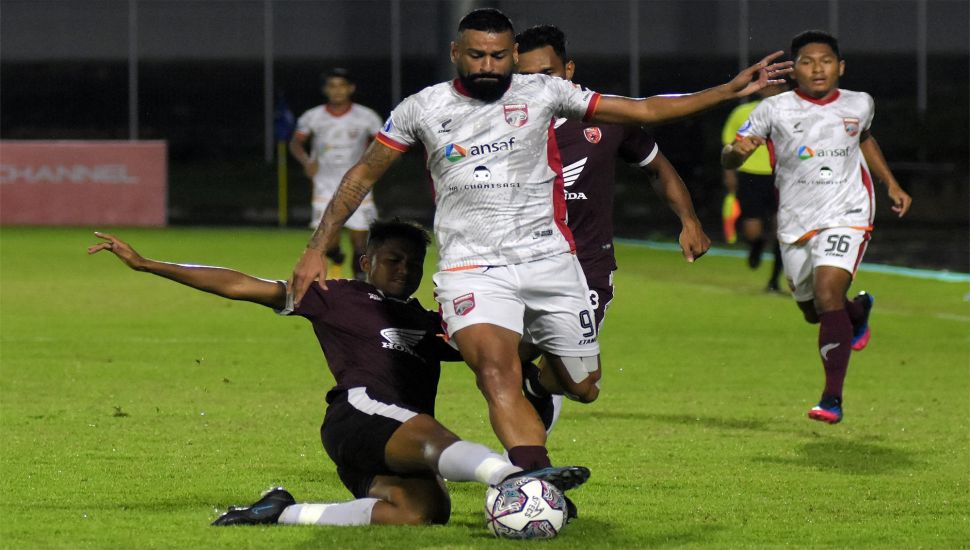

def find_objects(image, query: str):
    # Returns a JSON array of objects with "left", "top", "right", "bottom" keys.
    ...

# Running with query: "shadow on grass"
[
  {"left": 752, "top": 438, "right": 920, "bottom": 475},
  {"left": 589, "top": 411, "right": 770, "bottom": 432},
  {"left": 451, "top": 512, "right": 725, "bottom": 546}
]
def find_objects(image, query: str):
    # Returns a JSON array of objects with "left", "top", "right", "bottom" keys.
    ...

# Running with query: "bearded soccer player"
[
  {"left": 514, "top": 24, "right": 710, "bottom": 428},
  {"left": 88, "top": 220, "right": 588, "bottom": 527},
  {"left": 289, "top": 8, "right": 791, "bottom": 472},
  {"left": 722, "top": 30, "right": 912, "bottom": 424}
]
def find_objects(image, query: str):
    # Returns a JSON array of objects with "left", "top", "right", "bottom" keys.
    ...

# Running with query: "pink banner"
[{"left": 0, "top": 140, "right": 167, "bottom": 226}]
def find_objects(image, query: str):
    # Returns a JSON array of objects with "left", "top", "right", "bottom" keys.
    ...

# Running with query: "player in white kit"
[
  {"left": 289, "top": 68, "right": 383, "bottom": 280},
  {"left": 289, "top": 8, "right": 791, "bottom": 475},
  {"left": 722, "top": 30, "right": 912, "bottom": 425}
]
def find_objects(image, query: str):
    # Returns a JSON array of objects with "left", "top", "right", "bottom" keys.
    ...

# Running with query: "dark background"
[{"left": 2, "top": 0, "right": 967, "bottom": 271}]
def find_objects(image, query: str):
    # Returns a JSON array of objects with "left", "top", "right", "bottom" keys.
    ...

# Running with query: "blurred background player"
[
  {"left": 722, "top": 30, "right": 912, "bottom": 425},
  {"left": 515, "top": 24, "right": 711, "bottom": 429},
  {"left": 88, "top": 220, "right": 588, "bottom": 527},
  {"left": 721, "top": 83, "right": 785, "bottom": 292},
  {"left": 289, "top": 7, "right": 790, "bottom": 474},
  {"left": 289, "top": 68, "right": 383, "bottom": 280}
]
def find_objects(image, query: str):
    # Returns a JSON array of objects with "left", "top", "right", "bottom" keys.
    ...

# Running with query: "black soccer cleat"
[
  {"left": 503, "top": 465, "right": 590, "bottom": 493},
  {"left": 211, "top": 487, "right": 295, "bottom": 526}
]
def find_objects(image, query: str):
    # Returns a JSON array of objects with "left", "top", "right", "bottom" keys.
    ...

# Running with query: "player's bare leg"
[
  {"left": 349, "top": 229, "right": 369, "bottom": 281},
  {"left": 383, "top": 414, "right": 519, "bottom": 484},
  {"left": 540, "top": 353, "right": 601, "bottom": 404},
  {"left": 383, "top": 413, "right": 587, "bottom": 492},
  {"left": 452, "top": 323, "right": 550, "bottom": 466},
  {"left": 741, "top": 218, "right": 767, "bottom": 269},
  {"left": 263, "top": 476, "right": 451, "bottom": 526},
  {"left": 366, "top": 475, "right": 451, "bottom": 525}
]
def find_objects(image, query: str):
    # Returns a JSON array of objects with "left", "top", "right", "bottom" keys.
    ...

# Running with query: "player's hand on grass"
[
  {"left": 679, "top": 221, "right": 711, "bottom": 263},
  {"left": 729, "top": 51, "right": 793, "bottom": 98},
  {"left": 87, "top": 232, "right": 146, "bottom": 270},
  {"left": 289, "top": 247, "right": 329, "bottom": 306},
  {"left": 887, "top": 185, "right": 913, "bottom": 217}
]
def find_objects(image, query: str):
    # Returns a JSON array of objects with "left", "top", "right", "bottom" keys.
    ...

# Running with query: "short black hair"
[
  {"left": 516, "top": 25, "right": 567, "bottom": 60},
  {"left": 791, "top": 30, "right": 840, "bottom": 60},
  {"left": 457, "top": 8, "right": 514, "bottom": 35},
  {"left": 366, "top": 218, "right": 431, "bottom": 255},
  {"left": 320, "top": 67, "right": 353, "bottom": 86}
]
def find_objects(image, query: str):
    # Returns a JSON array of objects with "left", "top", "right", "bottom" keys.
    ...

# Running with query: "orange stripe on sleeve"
[
  {"left": 582, "top": 93, "right": 602, "bottom": 122},
  {"left": 376, "top": 134, "right": 409, "bottom": 153}
]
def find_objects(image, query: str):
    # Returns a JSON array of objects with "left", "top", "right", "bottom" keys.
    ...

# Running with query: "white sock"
[
  {"left": 547, "top": 394, "right": 564, "bottom": 435},
  {"left": 277, "top": 498, "right": 379, "bottom": 526},
  {"left": 437, "top": 440, "right": 521, "bottom": 485}
]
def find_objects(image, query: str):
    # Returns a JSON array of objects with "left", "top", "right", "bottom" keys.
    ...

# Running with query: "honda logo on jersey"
[
  {"left": 561, "top": 157, "right": 589, "bottom": 200},
  {"left": 504, "top": 104, "right": 528, "bottom": 127},
  {"left": 380, "top": 328, "right": 425, "bottom": 357},
  {"left": 583, "top": 127, "right": 602, "bottom": 144}
]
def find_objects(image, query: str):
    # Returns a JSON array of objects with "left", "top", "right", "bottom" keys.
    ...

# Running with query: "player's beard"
[{"left": 458, "top": 71, "right": 513, "bottom": 102}]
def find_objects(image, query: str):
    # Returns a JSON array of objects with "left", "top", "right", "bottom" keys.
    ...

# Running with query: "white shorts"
[
  {"left": 311, "top": 190, "right": 377, "bottom": 231},
  {"left": 432, "top": 253, "right": 599, "bottom": 357},
  {"left": 781, "top": 227, "right": 870, "bottom": 302}
]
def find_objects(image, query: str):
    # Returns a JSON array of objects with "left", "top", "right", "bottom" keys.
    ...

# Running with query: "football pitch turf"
[{"left": 1, "top": 227, "right": 967, "bottom": 548}]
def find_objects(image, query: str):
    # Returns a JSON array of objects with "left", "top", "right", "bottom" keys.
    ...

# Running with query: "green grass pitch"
[{"left": 1, "top": 227, "right": 967, "bottom": 548}]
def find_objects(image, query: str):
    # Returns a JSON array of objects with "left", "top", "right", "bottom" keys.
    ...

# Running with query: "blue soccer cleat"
[
  {"left": 807, "top": 395, "right": 843, "bottom": 424},
  {"left": 851, "top": 291, "right": 874, "bottom": 351},
  {"left": 212, "top": 487, "right": 295, "bottom": 526}
]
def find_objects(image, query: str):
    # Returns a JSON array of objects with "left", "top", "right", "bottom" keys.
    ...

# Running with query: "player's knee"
[
  {"left": 814, "top": 296, "right": 844, "bottom": 315},
  {"left": 471, "top": 358, "right": 519, "bottom": 396},
  {"left": 797, "top": 301, "right": 819, "bottom": 324},
  {"left": 384, "top": 485, "right": 449, "bottom": 525},
  {"left": 565, "top": 380, "right": 599, "bottom": 403},
  {"left": 558, "top": 356, "right": 601, "bottom": 403}
]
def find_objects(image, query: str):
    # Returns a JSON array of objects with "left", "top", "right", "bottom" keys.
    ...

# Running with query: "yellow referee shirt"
[{"left": 721, "top": 101, "right": 773, "bottom": 176}]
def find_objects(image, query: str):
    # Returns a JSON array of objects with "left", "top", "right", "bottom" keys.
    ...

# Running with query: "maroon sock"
[
  {"left": 818, "top": 309, "right": 853, "bottom": 398},
  {"left": 507, "top": 446, "right": 552, "bottom": 470},
  {"left": 844, "top": 296, "right": 865, "bottom": 325}
]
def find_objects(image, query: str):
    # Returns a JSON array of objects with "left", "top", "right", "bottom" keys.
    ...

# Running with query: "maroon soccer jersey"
[
  {"left": 553, "top": 119, "right": 658, "bottom": 271},
  {"left": 288, "top": 279, "right": 458, "bottom": 416}
]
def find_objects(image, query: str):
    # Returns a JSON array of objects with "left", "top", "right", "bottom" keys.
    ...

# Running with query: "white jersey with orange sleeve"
[
  {"left": 376, "top": 74, "right": 600, "bottom": 270},
  {"left": 295, "top": 103, "right": 383, "bottom": 193},
  {"left": 737, "top": 89, "right": 876, "bottom": 244}
]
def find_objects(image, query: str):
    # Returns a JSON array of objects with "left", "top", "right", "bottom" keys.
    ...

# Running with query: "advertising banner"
[{"left": 0, "top": 141, "right": 167, "bottom": 226}]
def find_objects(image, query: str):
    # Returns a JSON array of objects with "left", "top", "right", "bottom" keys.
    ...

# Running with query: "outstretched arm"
[
  {"left": 643, "top": 152, "right": 711, "bottom": 262},
  {"left": 88, "top": 232, "right": 287, "bottom": 309},
  {"left": 859, "top": 131, "right": 912, "bottom": 217},
  {"left": 289, "top": 140, "right": 402, "bottom": 306},
  {"left": 591, "top": 51, "right": 793, "bottom": 125}
]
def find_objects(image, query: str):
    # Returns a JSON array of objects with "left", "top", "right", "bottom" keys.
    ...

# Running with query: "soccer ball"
[{"left": 484, "top": 476, "right": 567, "bottom": 539}]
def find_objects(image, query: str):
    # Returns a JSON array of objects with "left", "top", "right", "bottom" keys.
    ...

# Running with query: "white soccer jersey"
[
  {"left": 737, "top": 89, "right": 876, "bottom": 244},
  {"left": 295, "top": 103, "right": 383, "bottom": 190},
  {"left": 377, "top": 74, "right": 600, "bottom": 270}
]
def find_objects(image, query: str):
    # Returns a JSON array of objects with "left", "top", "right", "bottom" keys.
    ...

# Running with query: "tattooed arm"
[{"left": 289, "top": 141, "right": 403, "bottom": 305}]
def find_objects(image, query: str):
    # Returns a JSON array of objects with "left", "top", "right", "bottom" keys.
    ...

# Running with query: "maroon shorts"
[{"left": 579, "top": 256, "right": 615, "bottom": 330}]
